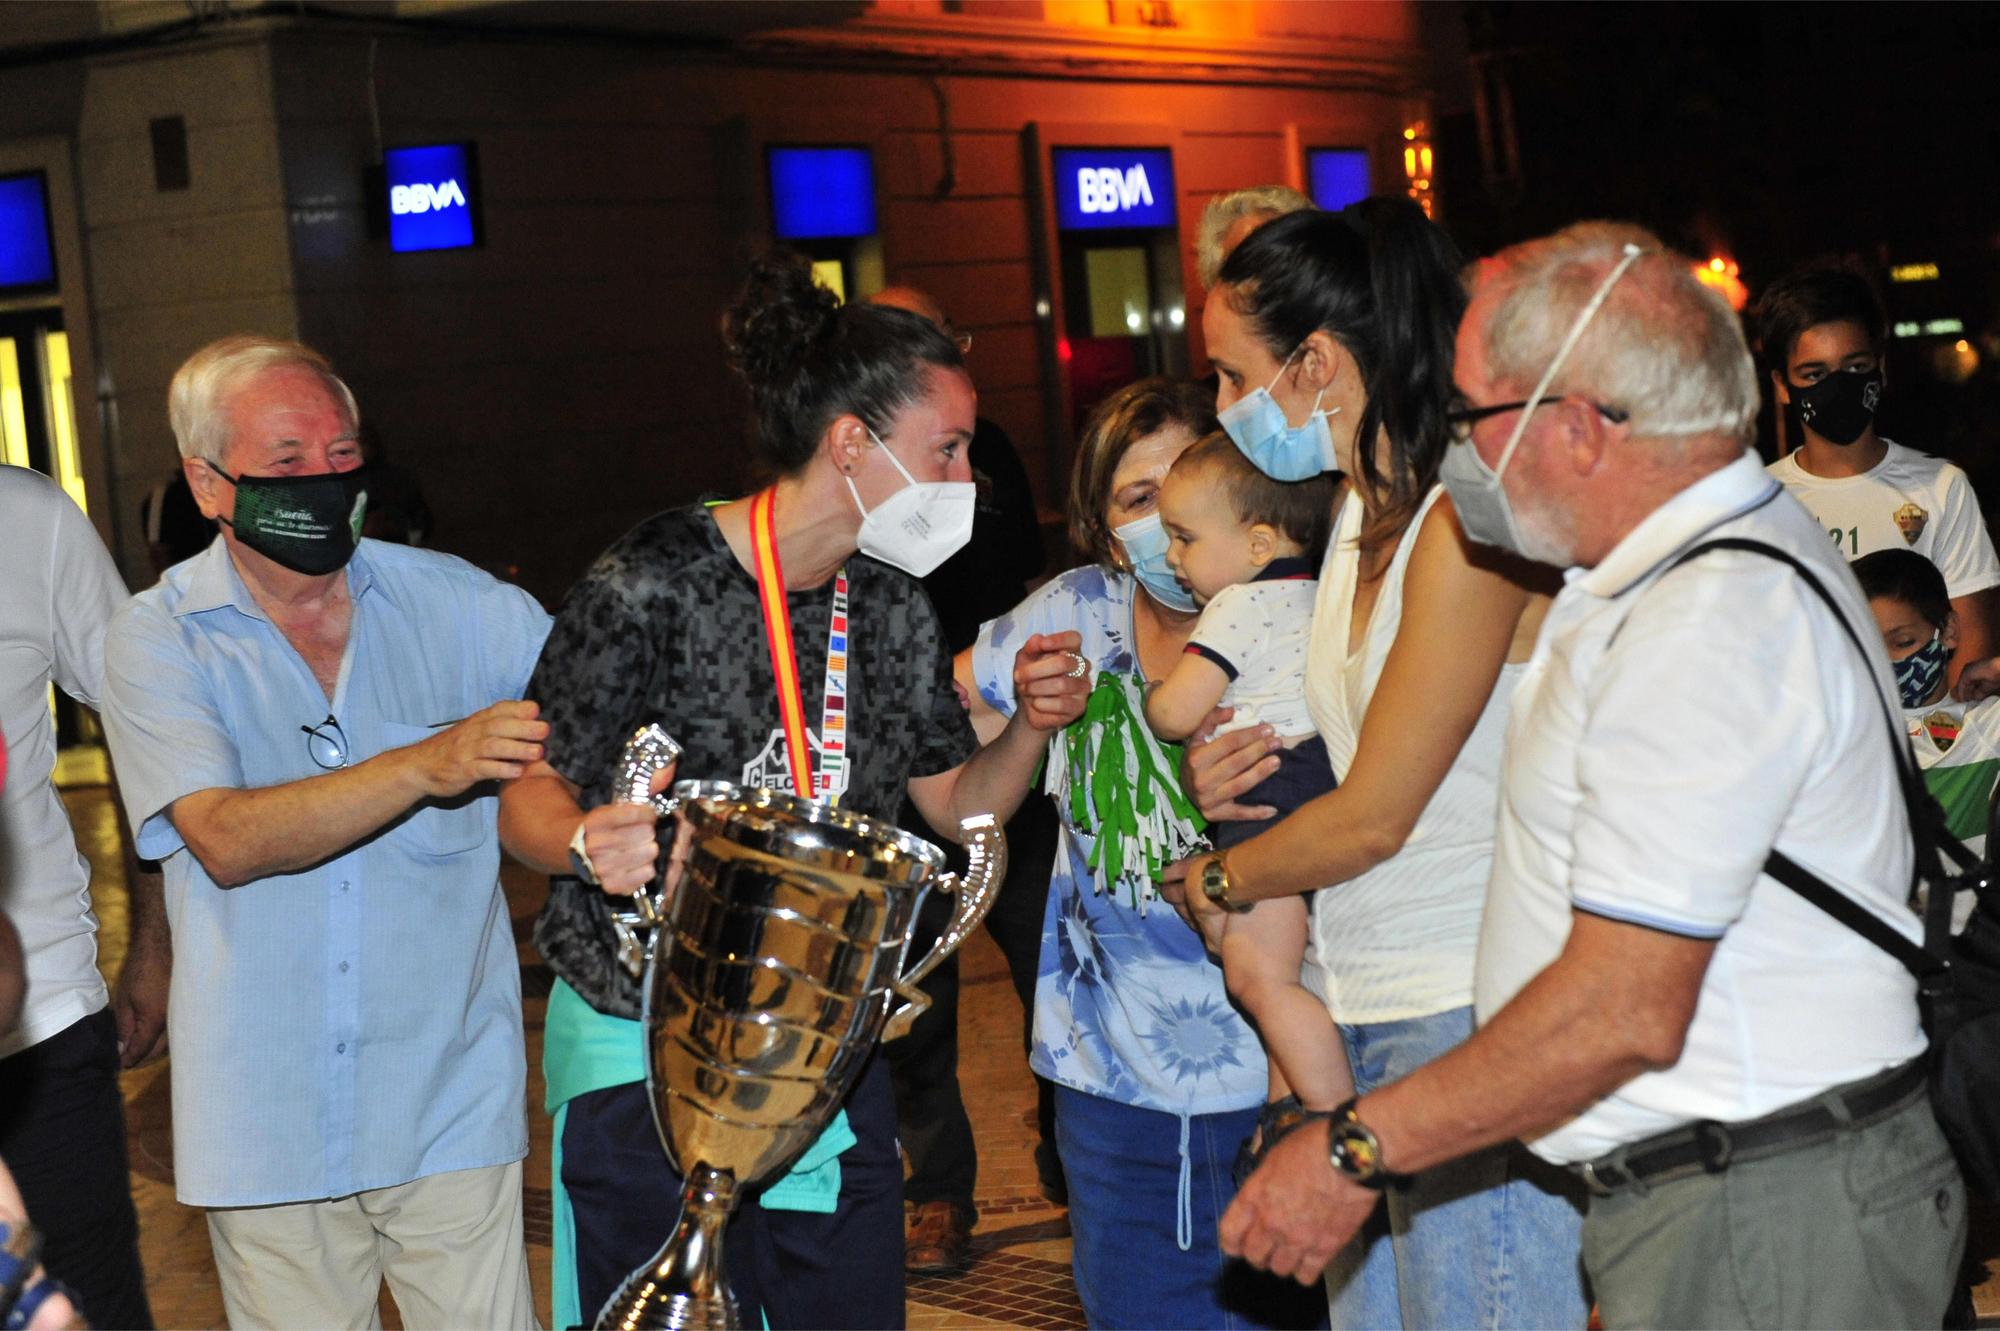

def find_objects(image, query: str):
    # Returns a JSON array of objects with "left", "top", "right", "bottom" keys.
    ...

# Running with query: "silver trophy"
[{"left": 594, "top": 729, "right": 1007, "bottom": 1331}]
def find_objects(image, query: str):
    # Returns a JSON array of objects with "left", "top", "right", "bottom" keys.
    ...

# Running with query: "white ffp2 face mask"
[{"left": 845, "top": 430, "right": 976, "bottom": 578}]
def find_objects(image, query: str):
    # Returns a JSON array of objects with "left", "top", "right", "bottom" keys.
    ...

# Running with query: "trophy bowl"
[{"left": 596, "top": 775, "right": 1007, "bottom": 1331}]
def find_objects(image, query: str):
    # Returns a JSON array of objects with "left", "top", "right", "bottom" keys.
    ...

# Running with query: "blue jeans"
[
  {"left": 1324, "top": 1007, "right": 1588, "bottom": 1330},
  {"left": 1055, "top": 1085, "right": 1326, "bottom": 1331}
]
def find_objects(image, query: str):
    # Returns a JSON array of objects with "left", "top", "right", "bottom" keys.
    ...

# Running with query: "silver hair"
[
  {"left": 168, "top": 335, "right": 360, "bottom": 465},
  {"left": 1196, "top": 185, "right": 1314, "bottom": 289},
  {"left": 1476, "top": 221, "right": 1758, "bottom": 446}
]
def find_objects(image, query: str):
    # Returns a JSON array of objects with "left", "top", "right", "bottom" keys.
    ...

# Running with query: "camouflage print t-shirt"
[{"left": 530, "top": 502, "right": 977, "bottom": 1018}]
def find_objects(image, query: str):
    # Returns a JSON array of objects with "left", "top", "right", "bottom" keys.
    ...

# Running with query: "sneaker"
[{"left": 905, "top": 1199, "right": 975, "bottom": 1274}]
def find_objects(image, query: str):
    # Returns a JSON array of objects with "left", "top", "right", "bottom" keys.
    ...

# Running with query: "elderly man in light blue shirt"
[{"left": 101, "top": 335, "right": 552, "bottom": 1330}]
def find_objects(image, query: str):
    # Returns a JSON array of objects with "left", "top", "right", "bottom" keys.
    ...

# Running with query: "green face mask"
[{"left": 211, "top": 464, "right": 370, "bottom": 575}]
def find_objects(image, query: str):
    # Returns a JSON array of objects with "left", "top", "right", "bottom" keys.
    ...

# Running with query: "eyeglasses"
[
  {"left": 302, "top": 714, "right": 349, "bottom": 770},
  {"left": 1445, "top": 396, "right": 1628, "bottom": 444}
]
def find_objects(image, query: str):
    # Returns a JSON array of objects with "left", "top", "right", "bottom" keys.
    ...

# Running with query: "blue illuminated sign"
[
  {"left": 1053, "top": 147, "right": 1176, "bottom": 232},
  {"left": 0, "top": 171, "right": 57, "bottom": 291},
  {"left": 384, "top": 143, "right": 479, "bottom": 253},
  {"left": 1307, "top": 149, "right": 1370, "bottom": 211},
  {"left": 767, "top": 146, "right": 878, "bottom": 241}
]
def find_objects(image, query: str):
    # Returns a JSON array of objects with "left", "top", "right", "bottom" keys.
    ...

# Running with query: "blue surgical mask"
[
  {"left": 1441, "top": 243, "right": 1648, "bottom": 560},
  {"left": 1895, "top": 630, "right": 1950, "bottom": 709},
  {"left": 1218, "top": 345, "right": 1339, "bottom": 482},
  {"left": 1112, "top": 511, "right": 1198, "bottom": 613}
]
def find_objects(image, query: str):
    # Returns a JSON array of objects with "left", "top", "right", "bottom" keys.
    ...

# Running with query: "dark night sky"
[
  {"left": 1424, "top": 1, "right": 2000, "bottom": 465},
  {"left": 1434, "top": 3, "right": 1997, "bottom": 269}
]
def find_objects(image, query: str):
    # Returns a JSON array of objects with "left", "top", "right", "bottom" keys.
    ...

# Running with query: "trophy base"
[{"left": 595, "top": 1166, "right": 741, "bottom": 1331}]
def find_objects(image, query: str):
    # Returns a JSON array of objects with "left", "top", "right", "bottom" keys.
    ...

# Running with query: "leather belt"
[{"left": 1572, "top": 1057, "right": 1928, "bottom": 1196}]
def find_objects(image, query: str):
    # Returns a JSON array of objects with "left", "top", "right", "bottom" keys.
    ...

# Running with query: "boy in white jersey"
[
  {"left": 1757, "top": 261, "right": 1999, "bottom": 688},
  {"left": 1143, "top": 433, "right": 1348, "bottom": 1154},
  {"left": 1856, "top": 547, "right": 2000, "bottom": 932}
]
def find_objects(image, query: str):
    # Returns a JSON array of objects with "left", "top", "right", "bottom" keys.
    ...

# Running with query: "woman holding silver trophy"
[{"left": 499, "top": 250, "right": 1089, "bottom": 1330}]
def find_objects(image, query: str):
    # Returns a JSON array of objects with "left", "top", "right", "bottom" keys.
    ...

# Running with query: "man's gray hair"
[
  {"left": 1196, "top": 185, "right": 1313, "bottom": 288},
  {"left": 1475, "top": 221, "right": 1758, "bottom": 445},
  {"left": 168, "top": 335, "right": 359, "bottom": 465}
]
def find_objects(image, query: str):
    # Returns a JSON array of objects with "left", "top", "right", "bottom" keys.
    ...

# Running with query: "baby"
[{"left": 1142, "top": 432, "right": 1348, "bottom": 1142}]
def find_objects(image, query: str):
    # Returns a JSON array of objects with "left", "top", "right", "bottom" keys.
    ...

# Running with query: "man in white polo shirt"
[
  {"left": 1217, "top": 223, "right": 1962, "bottom": 1329},
  {"left": 1758, "top": 261, "right": 1999, "bottom": 691},
  {"left": 1, "top": 464, "right": 163, "bottom": 1328}
]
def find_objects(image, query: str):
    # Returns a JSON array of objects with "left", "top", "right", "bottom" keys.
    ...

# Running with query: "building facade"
[{"left": 0, "top": 0, "right": 1429, "bottom": 602}]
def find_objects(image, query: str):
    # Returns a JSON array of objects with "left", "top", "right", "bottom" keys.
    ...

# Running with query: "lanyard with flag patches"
[{"left": 749, "top": 487, "right": 849, "bottom": 802}]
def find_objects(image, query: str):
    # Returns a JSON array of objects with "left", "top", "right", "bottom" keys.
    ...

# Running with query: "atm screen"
[
  {"left": 0, "top": 171, "right": 58, "bottom": 290},
  {"left": 384, "top": 143, "right": 481, "bottom": 253},
  {"left": 1308, "top": 149, "right": 1370, "bottom": 211},
  {"left": 768, "top": 146, "right": 878, "bottom": 241},
  {"left": 1053, "top": 148, "right": 1176, "bottom": 232}
]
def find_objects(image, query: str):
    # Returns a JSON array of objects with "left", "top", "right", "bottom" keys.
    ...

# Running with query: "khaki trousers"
[
  {"left": 1582, "top": 1092, "right": 1964, "bottom": 1330},
  {"left": 207, "top": 1160, "right": 538, "bottom": 1330}
]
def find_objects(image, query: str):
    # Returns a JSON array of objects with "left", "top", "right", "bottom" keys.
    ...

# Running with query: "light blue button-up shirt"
[{"left": 102, "top": 538, "right": 551, "bottom": 1207}]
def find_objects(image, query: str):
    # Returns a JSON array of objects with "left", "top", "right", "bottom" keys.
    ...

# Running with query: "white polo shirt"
[
  {"left": 1475, "top": 451, "right": 1926, "bottom": 1164},
  {"left": 1185, "top": 555, "right": 1318, "bottom": 739},
  {"left": 0, "top": 466, "right": 131, "bottom": 1058},
  {"left": 1769, "top": 439, "right": 2000, "bottom": 598}
]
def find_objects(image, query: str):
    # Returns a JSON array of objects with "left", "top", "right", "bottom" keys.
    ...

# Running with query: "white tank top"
[{"left": 1303, "top": 484, "right": 1522, "bottom": 1024}]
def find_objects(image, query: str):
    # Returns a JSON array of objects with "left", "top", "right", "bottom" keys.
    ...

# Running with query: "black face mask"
[
  {"left": 1787, "top": 368, "right": 1884, "bottom": 447},
  {"left": 211, "top": 465, "right": 370, "bottom": 575}
]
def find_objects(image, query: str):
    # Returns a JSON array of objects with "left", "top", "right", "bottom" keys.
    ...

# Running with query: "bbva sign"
[
  {"left": 389, "top": 180, "right": 467, "bottom": 215},
  {"left": 1076, "top": 164, "right": 1155, "bottom": 215}
]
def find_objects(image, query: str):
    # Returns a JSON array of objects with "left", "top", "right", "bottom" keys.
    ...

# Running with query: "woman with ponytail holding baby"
[{"left": 1172, "top": 198, "right": 1588, "bottom": 1328}]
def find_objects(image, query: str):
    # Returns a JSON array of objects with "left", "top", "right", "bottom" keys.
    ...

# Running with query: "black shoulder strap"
[
  {"left": 1654, "top": 537, "right": 1962, "bottom": 982},
  {"left": 1762, "top": 846, "right": 1941, "bottom": 977}
]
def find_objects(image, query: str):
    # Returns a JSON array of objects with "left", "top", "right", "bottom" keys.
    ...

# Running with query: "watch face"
[
  {"left": 1334, "top": 1127, "right": 1375, "bottom": 1171},
  {"left": 1330, "top": 1121, "right": 1385, "bottom": 1183}
]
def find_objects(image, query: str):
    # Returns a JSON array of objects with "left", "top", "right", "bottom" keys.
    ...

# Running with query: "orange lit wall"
[{"left": 1, "top": 3, "right": 1426, "bottom": 599}]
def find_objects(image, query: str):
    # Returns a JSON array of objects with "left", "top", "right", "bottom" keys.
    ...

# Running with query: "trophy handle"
[
  {"left": 609, "top": 724, "right": 684, "bottom": 977},
  {"left": 882, "top": 813, "right": 1009, "bottom": 1041}
]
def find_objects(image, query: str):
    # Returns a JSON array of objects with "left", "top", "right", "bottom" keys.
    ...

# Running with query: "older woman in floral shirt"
[{"left": 959, "top": 379, "right": 1321, "bottom": 1331}]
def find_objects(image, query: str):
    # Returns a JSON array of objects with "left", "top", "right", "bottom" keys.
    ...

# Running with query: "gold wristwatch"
[{"left": 1199, "top": 854, "right": 1253, "bottom": 914}]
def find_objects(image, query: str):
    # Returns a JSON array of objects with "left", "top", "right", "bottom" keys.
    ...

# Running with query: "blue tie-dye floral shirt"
[{"left": 972, "top": 565, "right": 1268, "bottom": 1115}]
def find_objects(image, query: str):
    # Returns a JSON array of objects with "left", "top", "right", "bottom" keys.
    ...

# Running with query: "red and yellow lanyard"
[{"left": 749, "top": 487, "right": 849, "bottom": 801}]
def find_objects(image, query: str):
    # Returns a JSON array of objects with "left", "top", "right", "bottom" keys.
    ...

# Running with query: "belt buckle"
[
  {"left": 1692, "top": 1119, "right": 1734, "bottom": 1173},
  {"left": 1579, "top": 1158, "right": 1624, "bottom": 1196}
]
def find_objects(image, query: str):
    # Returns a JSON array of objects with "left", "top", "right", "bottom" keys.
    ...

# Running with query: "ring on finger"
[{"left": 1064, "top": 651, "right": 1089, "bottom": 679}]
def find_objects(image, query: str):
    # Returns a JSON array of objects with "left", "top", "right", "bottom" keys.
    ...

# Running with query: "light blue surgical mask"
[
  {"left": 1217, "top": 345, "right": 1340, "bottom": 482},
  {"left": 1440, "top": 242, "right": 1649, "bottom": 560},
  {"left": 1112, "top": 511, "right": 1198, "bottom": 613}
]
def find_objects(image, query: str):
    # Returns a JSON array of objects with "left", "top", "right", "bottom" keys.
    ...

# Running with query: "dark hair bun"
[
  {"left": 723, "top": 250, "right": 840, "bottom": 392},
  {"left": 719, "top": 248, "right": 964, "bottom": 475}
]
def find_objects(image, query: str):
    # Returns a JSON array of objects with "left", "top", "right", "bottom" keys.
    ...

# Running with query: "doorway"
[{"left": 1, "top": 304, "right": 99, "bottom": 750}]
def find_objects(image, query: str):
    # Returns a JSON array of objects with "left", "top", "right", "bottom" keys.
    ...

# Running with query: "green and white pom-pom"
[{"left": 1044, "top": 670, "right": 1209, "bottom": 912}]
